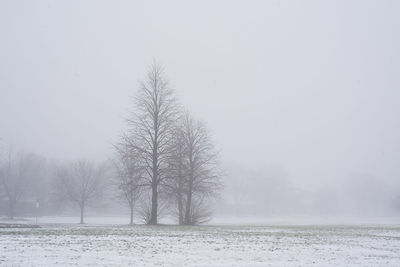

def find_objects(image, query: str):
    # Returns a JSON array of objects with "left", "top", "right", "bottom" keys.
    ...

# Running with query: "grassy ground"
[{"left": 1, "top": 223, "right": 400, "bottom": 266}]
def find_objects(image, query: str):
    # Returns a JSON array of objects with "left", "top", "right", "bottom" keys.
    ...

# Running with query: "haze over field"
[{"left": 1, "top": 0, "right": 400, "bottom": 219}]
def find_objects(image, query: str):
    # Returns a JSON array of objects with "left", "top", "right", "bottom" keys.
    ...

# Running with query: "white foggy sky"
[{"left": 1, "top": 0, "right": 399, "bottom": 190}]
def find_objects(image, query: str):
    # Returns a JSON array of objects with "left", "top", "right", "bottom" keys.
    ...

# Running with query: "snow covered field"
[{"left": 1, "top": 218, "right": 400, "bottom": 266}]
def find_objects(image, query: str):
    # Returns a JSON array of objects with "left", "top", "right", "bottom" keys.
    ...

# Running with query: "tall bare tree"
[
  {"left": 54, "top": 160, "right": 105, "bottom": 224},
  {"left": 180, "top": 112, "right": 222, "bottom": 225},
  {"left": 123, "top": 63, "right": 178, "bottom": 225},
  {"left": 113, "top": 143, "right": 143, "bottom": 225}
]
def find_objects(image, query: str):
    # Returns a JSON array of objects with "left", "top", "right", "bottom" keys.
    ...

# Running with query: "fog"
[{"left": 1, "top": 0, "right": 400, "bottom": 220}]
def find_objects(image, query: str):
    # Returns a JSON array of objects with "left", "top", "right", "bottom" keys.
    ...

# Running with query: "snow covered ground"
[{"left": 1, "top": 217, "right": 400, "bottom": 266}]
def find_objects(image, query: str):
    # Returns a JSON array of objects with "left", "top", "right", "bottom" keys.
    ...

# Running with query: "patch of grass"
[{"left": 0, "top": 223, "right": 40, "bottom": 229}]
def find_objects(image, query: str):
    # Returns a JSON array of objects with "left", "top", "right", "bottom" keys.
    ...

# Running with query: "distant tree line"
[{"left": 0, "top": 64, "right": 222, "bottom": 225}]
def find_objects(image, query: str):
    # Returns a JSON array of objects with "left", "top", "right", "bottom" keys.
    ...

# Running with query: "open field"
[{"left": 1, "top": 218, "right": 400, "bottom": 266}]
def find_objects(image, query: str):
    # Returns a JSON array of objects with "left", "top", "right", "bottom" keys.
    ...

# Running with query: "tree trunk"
[
  {"left": 184, "top": 159, "right": 194, "bottom": 225},
  {"left": 184, "top": 185, "right": 193, "bottom": 225},
  {"left": 80, "top": 204, "right": 84, "bottom": 224},
  {"left": 130, "top": 205, "right": 134, "bottom": 225},
  {"left": 150, "top": 183, "right": 158, "bottom": 225},
  {"left": 150, "top": 146, "right": 158, "bottom": 225},
  {"left": 178, "top": 189, "right": 184, "bottom": 225}
]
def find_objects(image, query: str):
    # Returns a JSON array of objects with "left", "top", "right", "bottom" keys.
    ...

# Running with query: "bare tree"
[
  {"left": 0, "top": 150, "right": 43, "bottom": 219},
  {"left": 54, "top": 160, "right": 105, "bottom": 224},
  {"left": 122, "top": 63, "right": 178, "bottom": 225},
  {"left": 180, "top": 112, "right": 222, "bottom": 225},
  {"left": 113, "top": 143, "right": 143, "bottom": 225}
]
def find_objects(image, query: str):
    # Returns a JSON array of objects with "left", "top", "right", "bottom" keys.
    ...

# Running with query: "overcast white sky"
[{"left": 1, "top": 0, "right": 399, "bottom": 190}]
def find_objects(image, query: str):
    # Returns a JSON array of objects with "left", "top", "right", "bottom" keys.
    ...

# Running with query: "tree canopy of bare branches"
[{"left": 115, "top": 63, "right": 223, "bottom": 225}]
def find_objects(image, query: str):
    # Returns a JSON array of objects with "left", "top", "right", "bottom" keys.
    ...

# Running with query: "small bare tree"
[
  {"left": 122, "top": 63, "right": 179, "bottom": 225},
  {"left": 113, "top": 143, "right": 143, "bottom": 225},
  {"left": 181, "top": 112, "right": 222, "bottom": 225},
  {"left": 54, "top": 160, "right": 105, "bottom": 224}
]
